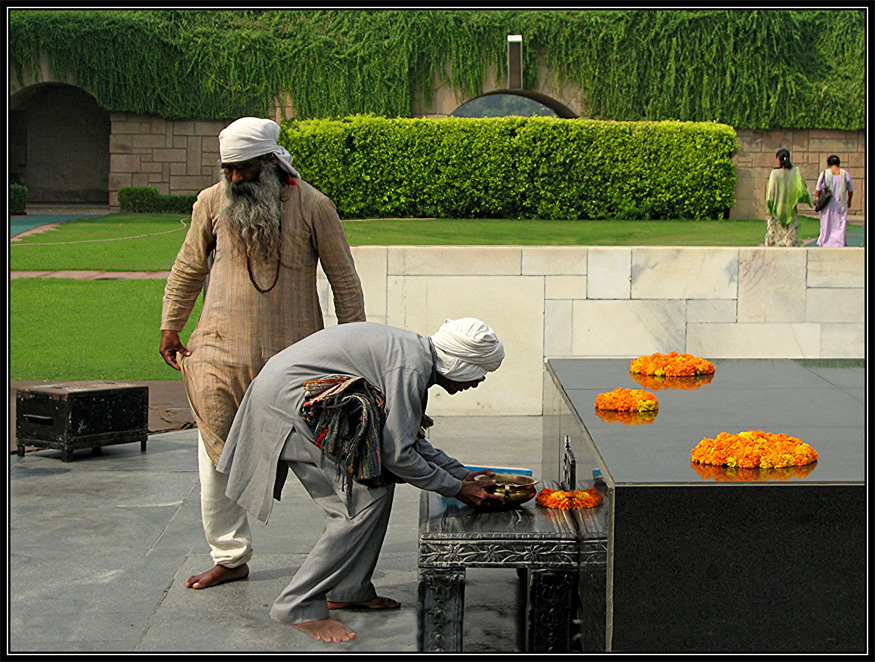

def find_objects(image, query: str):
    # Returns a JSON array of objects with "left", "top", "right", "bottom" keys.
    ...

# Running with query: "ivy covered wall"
[{"left": 9, "top": 9, "right": 866, "bottom": 130}]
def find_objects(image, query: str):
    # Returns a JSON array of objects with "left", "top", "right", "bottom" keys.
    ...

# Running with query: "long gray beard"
[{"left": 221, "top": 168, "right": 283, "bottom": 262}]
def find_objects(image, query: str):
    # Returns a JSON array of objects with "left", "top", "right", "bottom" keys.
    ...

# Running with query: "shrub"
[
  {"left": 118, "top": 186, "right": 159, "bottom": 212},
  {"left": 10, "top": 183, "right": 28, "bottom": 215},
  {"left": 282, "top": 116, "right": 737, "bottom": 220},
  {"left": 118, "top": 186, "right": 196, "bottom": 213}
]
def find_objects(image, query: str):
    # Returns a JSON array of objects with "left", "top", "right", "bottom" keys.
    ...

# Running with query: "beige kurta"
[{"left": 161, "top": 178, "right": 366, "bottom": 465}]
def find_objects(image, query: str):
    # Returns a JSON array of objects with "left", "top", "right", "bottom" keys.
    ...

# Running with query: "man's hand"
[
  {"left": 463, "top": 468, "right": 495, "bottom": 482},
  {"left": 455, "top": 478, "right": 504, "bottom": 508},
  {"left": 159, "top": 329, "right": 191, "bottom": 370}
]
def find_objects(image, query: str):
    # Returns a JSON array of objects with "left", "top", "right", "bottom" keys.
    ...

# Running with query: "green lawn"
[
  {"left": 9, "top": 214, "right": 190, "bottom": 272},
  {"left": 342, "top": 217, "right": 824, "bottom": 247},
  {"left": 8, "top": 211, "right": 825, "bottom": 382},
  {"left": 9, "top": 279, "right": 201, "bottom": 381},
  {"left": 9, "top": 213, "right": 824, "bottom": 272}
]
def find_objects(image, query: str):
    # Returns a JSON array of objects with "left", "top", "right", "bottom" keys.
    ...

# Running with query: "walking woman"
[
  {"left": 765, "top": 149, "right": 811, "bottom": 247},
  {"left": 815, "top": 154, "right": 854, "bottom": 247}
]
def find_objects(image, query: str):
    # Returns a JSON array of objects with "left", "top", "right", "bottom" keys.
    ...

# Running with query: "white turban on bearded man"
[
  {"left": 217, "top": 117, "right": 301, "bottom": 262},
  {"left": 219, "top": 117, "right": 300, "bottom": 178}
]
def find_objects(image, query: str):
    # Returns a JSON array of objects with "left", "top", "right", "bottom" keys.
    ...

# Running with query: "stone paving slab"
[{"left": 8, "top": 419, "right": 543, "bottom": 653}]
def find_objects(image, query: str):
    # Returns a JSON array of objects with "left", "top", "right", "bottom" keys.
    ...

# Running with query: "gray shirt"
[{"left": 217, "top": 322, "right": 470, "bottom": 522}]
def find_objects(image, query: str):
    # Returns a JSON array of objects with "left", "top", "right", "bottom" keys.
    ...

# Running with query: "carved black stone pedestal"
[
  {"left": 417, "top": 568, "right": 464, "bottom": 652},
  {"left": 417, "top": 483, "right": 595, "bottom": 652},
  {"left": 525, "top": 568, "right": 577, "bottom": 651}
]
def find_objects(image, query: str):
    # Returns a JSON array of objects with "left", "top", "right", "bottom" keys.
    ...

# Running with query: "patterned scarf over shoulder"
[{"left": 301, "top": 375, "right": 387, "bottom": 500}]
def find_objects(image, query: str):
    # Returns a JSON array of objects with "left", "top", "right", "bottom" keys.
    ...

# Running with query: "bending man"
[
  {"left": 217, "top": 318, "right": 506, "bottom": 643},
  {"left": 159, "top": 117, "right": 366, "bottom": 590}
]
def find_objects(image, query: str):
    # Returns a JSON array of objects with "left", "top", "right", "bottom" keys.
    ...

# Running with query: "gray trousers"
[{"left": 269, "top": 460, "right": 395, "bottom": 625}]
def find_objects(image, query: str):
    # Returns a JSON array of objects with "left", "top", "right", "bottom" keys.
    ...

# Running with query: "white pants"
[{"left": 197, "top": 432, "right": 253, "bottom": 568}]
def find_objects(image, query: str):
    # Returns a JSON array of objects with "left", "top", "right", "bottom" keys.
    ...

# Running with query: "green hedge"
[
  {"left": 282, "top": 116, "right": 737, "bottom": 220},
  {"left": 117, "top": 187, "right": 197, "bottom": 213},
  {"left": 10, "top": 184, "right": 28, "bottom": 215}
]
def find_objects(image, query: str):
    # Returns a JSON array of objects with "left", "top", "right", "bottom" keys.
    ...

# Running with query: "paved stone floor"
[{"left": 8, "top": 416, "right": 545, "bottom": 653}]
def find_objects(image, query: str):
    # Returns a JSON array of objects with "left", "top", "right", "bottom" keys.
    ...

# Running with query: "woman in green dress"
[{"left": 765, "top": 149, "right": 811, "bottom": 247}]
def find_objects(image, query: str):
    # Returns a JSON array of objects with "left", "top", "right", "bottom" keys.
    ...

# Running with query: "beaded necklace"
[
  {"left": 246, "top": 216, "right": 282, "bottom": 293},
  {"left": 245, "top": 177, "right": 295, "bottom": 293}
]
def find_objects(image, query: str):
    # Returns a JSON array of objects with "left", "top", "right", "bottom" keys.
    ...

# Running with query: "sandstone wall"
[
  {"left": 316, "top": 246, "right": 865, "bottom": 416},
  {"left": 107, "top": 114, "right": 232, "bottom": 207},
  {"left": 732, "top": 128, "right": 866, "bottom": 220}
]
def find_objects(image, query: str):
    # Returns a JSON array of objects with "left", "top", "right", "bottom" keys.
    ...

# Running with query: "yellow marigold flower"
[
  {"left": 690, "top": 461, "right": 817, "bottom": 482},
  {"left": 630, "top": 352, "right": 715, "bottom": 377},
  {"left": 691, "top": 430, "right": 818, "bottom": 469},
  {"left": 631, "top": 372, "right": 714, "bottom": 391},
  {"left": 536, "top": 487, "right": 603, "bottom": 510},
  {"left": 594, "top": 408, "right": 657, "bottom": 425},
  {"left": 536, "top": 488, "right": 557, "bottom": 507},
  {"left": 594, "top": 387, "right": 659, "bottom": 412}
]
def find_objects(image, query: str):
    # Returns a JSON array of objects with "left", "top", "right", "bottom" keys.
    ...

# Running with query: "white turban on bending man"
[
  {"left": 431, "top": 318, "right": 505, "bottom": 382},
  {"left": 218, "top": 117, "right": 301, "bottom": 262}
]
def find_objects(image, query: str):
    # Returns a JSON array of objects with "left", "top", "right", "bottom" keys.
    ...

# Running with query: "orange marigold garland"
[
  {"left": 691, "top": 430, "right": 818, "bottom": 469},
  {"left": 594, "top": 387, "right": 658, "bottom": 412},
  {"left": 691, "top": 461, "right": 817, "bottom": 482},
  {"left": 630, "top": 352, "right": 715, "bottom": 377},
  {"left": 594, "top": 408, "right": 657, "bottom": 425},
  {"left": 536, "top": 487, "right": 603, "bottom": 510},
  {"left": 631, "top": 372, "right": 714, "bottom": 391}
]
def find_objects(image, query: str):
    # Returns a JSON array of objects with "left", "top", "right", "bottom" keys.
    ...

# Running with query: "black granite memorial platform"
[{"left": 542, "top": 358, "right": 866, "bottom": 653}]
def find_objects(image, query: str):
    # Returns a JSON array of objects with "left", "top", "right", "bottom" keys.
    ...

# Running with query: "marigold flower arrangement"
[
  {"left": 594, "top": 408, "right": 657, "bottom": 425},
  {"left": 594, "top": 387, "right": 658, "bottom": 412},
  {"left": 536, "top": 487, "right": 603, "bottom": 510},
  {"left": 631, "top": 372, "right": 714, "bottom": 391},
  {"left": 691, "top": 461, "right": 817, "bottom": 482},
  {"left": 691, "top": 430, "right": 818, "bottom": 469},
  {"left": 630, "top": 352, "right": 715, "bottom": 377}
]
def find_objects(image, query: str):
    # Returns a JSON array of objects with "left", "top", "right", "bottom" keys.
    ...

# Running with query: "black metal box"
[{"left": 16, "top": 381, "right": 149, "bottom": 461}]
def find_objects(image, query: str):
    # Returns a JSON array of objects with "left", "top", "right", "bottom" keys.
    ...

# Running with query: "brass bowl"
[{"left": 475, "top": 473, "right": 539, "bottom": 508}]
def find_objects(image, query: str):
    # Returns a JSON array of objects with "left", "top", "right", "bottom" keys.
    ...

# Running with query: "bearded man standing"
[{"left": 159, "top": 117, "right": 366, "bottom": 591}]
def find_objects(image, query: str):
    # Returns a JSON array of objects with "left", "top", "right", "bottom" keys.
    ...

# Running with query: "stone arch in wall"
[
  {"left": 451, "top": 89, "right": 578, "bottom": 119},
  {"left": 414, "top": 58, "right": 584, "bottom": 120},
  {"left": 9, "top": 83, "right": 110, "bottom": 204}
]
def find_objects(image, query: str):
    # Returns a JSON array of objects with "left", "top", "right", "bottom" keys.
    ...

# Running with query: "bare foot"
[
  {"left": 185, "top": 563, "right": 249, "bottom": 589},
  {"left": 292, "top": 618, "right": 357, "bottom": 643},
  {"left": 327, "top": 596, "right": 400, "bottom": 610}
]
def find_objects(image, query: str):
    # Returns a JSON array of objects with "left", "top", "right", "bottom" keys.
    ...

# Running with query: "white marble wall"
[{"left": 319, "top": 246, "right": 865, "bottom": 416}]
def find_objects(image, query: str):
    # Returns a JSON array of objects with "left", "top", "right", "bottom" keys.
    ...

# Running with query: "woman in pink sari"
[{"left": 815, "top": 154, "right": 854, "bottom": 247}]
